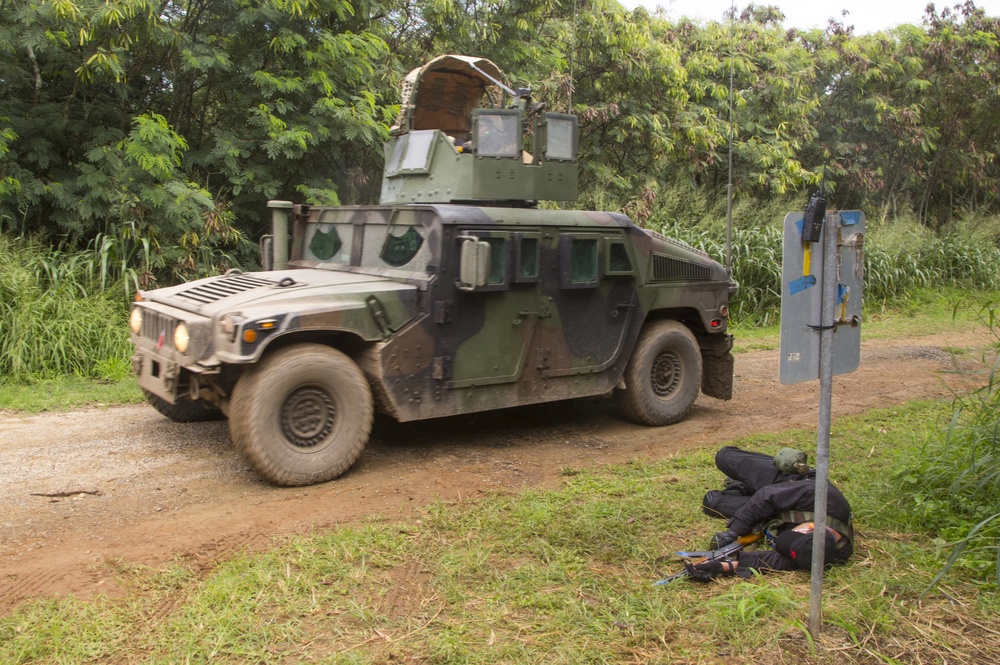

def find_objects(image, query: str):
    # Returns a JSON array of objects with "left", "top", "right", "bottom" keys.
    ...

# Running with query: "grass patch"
[
  {"left": 0, "top": 377, "right": 144, "bottom": 413},
  {"left": 728, "top": 287, "right": 997, "bottom": 354},
  {"left": 1, "top": 401, "right": 997, "bottom": 663}
]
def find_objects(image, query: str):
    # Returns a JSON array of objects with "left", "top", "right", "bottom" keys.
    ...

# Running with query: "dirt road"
[{"left": 0, "top": 328, "right": 993, "bottom": 615}]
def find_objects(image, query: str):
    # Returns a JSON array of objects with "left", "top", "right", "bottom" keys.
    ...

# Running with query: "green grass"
[
  {"left": 0, "top": 235, "right": 134, "bottom": 384},
  {"left": 0, "top": 377, "right": 144, "bottom": 413},
  {"left": 1, "top": 400, "right": 997, "bottom": 663},
  {"left": 652, "top": 212, "right": 1000, "bottom": 328},
  {"left": 728, "top": 287, "right": 999, "bottom": 354}
]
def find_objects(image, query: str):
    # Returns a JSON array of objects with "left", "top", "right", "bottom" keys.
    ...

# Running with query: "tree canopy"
[{"left": 1, "top": 1, "right": 997, "bottom": 280}]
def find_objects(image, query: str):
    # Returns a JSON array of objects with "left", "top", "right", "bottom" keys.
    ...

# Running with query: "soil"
[{"left": 1, "top": 328, "right": 995, "bottom": 616}]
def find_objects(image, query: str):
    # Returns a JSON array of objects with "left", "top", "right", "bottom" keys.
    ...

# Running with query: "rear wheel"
[
  {"left": 616, "top": 320, "right": 702, "bottom": 426},
  {"left": 143, "top": 389, "right": 224, "bottom": 423},
  {"left": 229, "top": 344, "right": 373, "bottom": 486}
]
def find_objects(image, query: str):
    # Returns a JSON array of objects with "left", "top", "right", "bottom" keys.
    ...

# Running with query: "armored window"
[
  {"left": 303, "top": 211, "right": 354, "bottom": 264},
  {"left": 308, "top": 225, "right": 343, "bottom": 261},
  {"left": 605, "top": 240, "right": 633, "bottom": 275},
  {"left": 380, "top": 226, "right": 425, "bottom": 267},
  {"left": 559, "top": 234, "right": 600, "bottom": 289},
  {"left": 484, "top": 237, "right": 507, "bottom": 284},
  {"left": 474, "top": 110, "right": 520, "bottom": 158},
  {"left": 360, "top": 211, "right": 430, "bottom": 272},
  {"left": 513, "top": 233, "right": 541, "bottom": 283},
  {"left": 398, "top": 130, "right": 436, "bottom": 172},
  {"left": 543, "top": 113, "right": 577, "bottom": 162},
  {"left": 385, "top": 137, "right": 406, "bottom": 174}
]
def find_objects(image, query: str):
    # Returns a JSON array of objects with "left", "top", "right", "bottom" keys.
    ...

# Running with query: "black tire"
[
  {"left": 615, "top": 320, "right": 702, "bottom": 426},
  {"left": 143, "top": 389, "right": 225, "bottom": 423},
  {"left": 229, "top": 344, "right": 374, "bottom": 486}
]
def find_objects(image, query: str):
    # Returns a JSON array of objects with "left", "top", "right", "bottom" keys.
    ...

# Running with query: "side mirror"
[{"left": 457, "top": 236, "right": 491, "bottom": 290}]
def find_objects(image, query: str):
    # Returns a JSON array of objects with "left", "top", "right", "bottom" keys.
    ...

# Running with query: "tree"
[{"left": 0, "top": 0, "right": 393, "bottom": 281}]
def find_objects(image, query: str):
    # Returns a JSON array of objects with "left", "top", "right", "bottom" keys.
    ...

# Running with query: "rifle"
[{"left": 653, "top": 533, "right": 763, "bottom": 586}]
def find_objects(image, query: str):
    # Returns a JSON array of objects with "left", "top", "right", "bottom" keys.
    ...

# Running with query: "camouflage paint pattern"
[{"left": 130, "top": 202, "right": 732, "bottom": 422}]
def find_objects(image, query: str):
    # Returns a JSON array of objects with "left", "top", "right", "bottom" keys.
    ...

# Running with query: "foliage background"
[{"left": 2, "top": 0, "right": 1000, "bottom": 285}]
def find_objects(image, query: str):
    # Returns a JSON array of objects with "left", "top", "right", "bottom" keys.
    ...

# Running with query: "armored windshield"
[{"left": 300, "top": 209, "right": 431, "bottom": 275}]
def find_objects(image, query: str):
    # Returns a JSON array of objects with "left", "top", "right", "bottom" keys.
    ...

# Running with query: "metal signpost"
[{"left": 779, "top": 207, "right": 865, "bottom": 637}]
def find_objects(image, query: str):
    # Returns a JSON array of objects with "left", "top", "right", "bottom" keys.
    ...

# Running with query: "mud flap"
[{"left": 699, "top": 333, "right": 734, "bottom": 401}]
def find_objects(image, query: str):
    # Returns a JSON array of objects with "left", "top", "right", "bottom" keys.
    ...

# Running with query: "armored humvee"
[{"left": 129, "top": 55, "right": 735, "bottom": 486}]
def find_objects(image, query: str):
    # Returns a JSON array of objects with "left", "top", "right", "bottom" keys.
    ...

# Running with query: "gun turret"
[{"left": 380, "top": 55, "right": 578, "bottom": 206}]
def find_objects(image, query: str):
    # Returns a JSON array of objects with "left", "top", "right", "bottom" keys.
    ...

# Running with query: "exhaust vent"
[
  {"left": 175, "top": 274, "right": 275, "bottom": 305},
  {"left": 652, "top": 254, "right": 711, "bottom": 281}
]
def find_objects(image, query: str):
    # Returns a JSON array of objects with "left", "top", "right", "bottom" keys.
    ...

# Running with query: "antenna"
[
  {"left": 570, "top": 0, "right": 577, "bottom": 112},
  {"left": 725, "top": 0, "right": 736, "bottom": 278}
]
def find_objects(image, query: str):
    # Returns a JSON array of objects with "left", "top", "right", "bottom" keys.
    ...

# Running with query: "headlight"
[
  {"left": 174, "top": 322, "right": 190, "bottom": 353},
  {"left": 129, "top": 307, "right": 143, "bottom": 334}
]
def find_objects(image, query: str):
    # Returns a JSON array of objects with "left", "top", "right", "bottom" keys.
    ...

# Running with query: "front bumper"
[
  {"left": 130, "top": 301, "right": 217, "bottom": 404},
  {"left": 132, "top": 348, "right": 219, "bottom": 404}
]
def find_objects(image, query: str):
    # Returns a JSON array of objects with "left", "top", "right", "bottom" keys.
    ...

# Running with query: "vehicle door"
[
  {"left": 529, "top": 230, "right": 638, "bottom": 378},
  {"left": 442, "top": 228, "right": 542, "bottom": 387}
]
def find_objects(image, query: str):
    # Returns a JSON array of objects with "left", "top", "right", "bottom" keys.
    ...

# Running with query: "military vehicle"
[{"left": 129, "top": 55, "right": 735, "bottom": 486}]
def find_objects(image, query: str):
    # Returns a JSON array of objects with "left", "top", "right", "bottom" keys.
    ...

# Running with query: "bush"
[
  {"left": 649, "top": 208, "right": 1000, "bottom": 326},
  {"left": 0, "top": 235, "right": 132, "bottom": 383}
]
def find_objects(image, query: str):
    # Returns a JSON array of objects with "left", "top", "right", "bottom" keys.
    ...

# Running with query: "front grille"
[
  {"left": 175, "top": 274, "right": 273, "bottom": 305},
  {"left": 140, "top": 309, "right": 177, "bottom": 349}
]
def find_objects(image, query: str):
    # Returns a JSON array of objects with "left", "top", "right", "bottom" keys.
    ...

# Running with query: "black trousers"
[{"left": 702, "top": 446, "right": 794, "bottom": 519}]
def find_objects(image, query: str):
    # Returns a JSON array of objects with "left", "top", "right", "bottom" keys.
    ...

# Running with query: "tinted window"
[
  {"left": 519, "top": 236, "right": 539, "bottom": 278},
  {"left": 570, "top": 238, "right": 598, "bottom": 283},
  {"left": 609, "top": 242, "right": 632, "bottom": 272},
  {"left": 485, "top": 237, "right": 507, "bottom": 284},
  {"left": 380, "top": 226, "right": 425, "bottom": 267}
]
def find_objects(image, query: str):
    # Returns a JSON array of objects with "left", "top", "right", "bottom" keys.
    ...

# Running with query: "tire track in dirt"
[{"left": 0, "top": 329, "right": 994, "bottom": 615}]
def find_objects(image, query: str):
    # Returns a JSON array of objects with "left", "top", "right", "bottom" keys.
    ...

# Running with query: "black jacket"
[
  {"left": 728, "top": 476, "right": 854, "bottom": 572},
  {"left": 726, "top": 476, "right": 852, "bottom": 538}
]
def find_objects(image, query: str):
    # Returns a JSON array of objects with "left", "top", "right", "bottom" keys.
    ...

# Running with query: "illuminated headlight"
[
  {"left": 129, "top": 307, "right": 143, "bottom": 334},
  {"left": 174, "top": 322, "right": 190, "bottom": 354}
]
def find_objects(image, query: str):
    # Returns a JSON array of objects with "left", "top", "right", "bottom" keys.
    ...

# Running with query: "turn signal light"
[{"left": 243, "top": 329, "right": 258, "bottom": 344}]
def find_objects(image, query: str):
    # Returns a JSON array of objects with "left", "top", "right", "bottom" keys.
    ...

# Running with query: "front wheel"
[
  {"left": 615, "top": 320, "right": 702, "bottom": 426},
  {"left": 229, "top": 344, "right": 374, "bottom": 486}
]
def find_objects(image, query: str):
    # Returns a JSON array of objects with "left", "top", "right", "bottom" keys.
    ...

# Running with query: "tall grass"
[
  {"left": 651, "top": 213, "right": 1000, "bottom": 326},
  {"left": 4, "top": 207, "right": 1000, "bottom": 384},
  {"left": 0, "top": 235, "right": 133, "bottom": 383},
  {"left": 894, "top": 305, "right": 1000, "bottom": 585}
]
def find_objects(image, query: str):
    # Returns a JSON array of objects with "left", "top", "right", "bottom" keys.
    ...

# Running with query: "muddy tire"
[
  {"left": 229, "top": 344, "right": 373, "bottom": 486},
  {"left": 143, "top": 389, "right": 225, "bottom": 423},
  {"left": 615, "top": 320, "right": 702, "bottom": 426}
]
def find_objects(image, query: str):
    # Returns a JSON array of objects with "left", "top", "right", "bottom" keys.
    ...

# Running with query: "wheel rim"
[
  {"left": 280, "top": 386, "right": 336, "bottom": 448},
  {"left": 651, "top": 349, "right": 683, "bottom": 398}
]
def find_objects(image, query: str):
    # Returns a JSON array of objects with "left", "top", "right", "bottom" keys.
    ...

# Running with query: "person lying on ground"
[{"left": 685, "top": 445, "right": 854, "bottom": 582}]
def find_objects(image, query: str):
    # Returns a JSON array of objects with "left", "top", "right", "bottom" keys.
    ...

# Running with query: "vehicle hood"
[{"left": 144, "top": 268, "right": 420, "bottom": 338}]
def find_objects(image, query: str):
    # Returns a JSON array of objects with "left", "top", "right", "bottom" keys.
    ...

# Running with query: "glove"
[
  {"left": 685, "top": 560, "right": 721, "bottom": 582},
  {"left": 710, "top": 530, "right": 738, "bottom": 550},
  {"left": 685, "top": 560, "right": 733, "bottom": 582}
]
